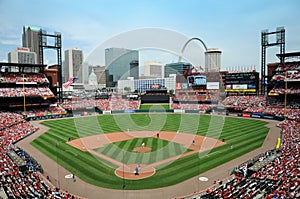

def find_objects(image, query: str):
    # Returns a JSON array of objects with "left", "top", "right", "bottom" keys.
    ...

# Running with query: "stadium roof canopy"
[
  {"left": 0, "top": 62, "right": 46, "bottom": 68},
  {"left": 276, "top": 51, "right": 300, "bottom": 60},
  {"left": 0, "top": 62, "right": 47, "bottom": 73}
]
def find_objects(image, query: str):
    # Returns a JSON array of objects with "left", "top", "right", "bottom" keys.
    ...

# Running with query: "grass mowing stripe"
[
  {"left": 121, "top": 141, "right": 135, "bottom": 164},
  {"left": 106, "top": 144, "right": 123, "bottom": 160},
  {"left": 31, "top": 141, "right": 113, "bottom": 177},
  {"left": 99, "top": 143, "right": 113, "bottom": 154},
  {"left": 129, "top": 138, "right": 138, "bottom": 150},
  {"left": 32, "top": 114, "right": 271, "bottom": 190},
  {"left": 221, "top": 128, "right": 267, "bottom": 141}
]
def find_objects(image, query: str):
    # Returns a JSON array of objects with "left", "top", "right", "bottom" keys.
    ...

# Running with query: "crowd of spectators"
[
  {"left": 184, "top": 118, "right": 300, "bottom": 199},
  {"left": 173, "top": 90, "right": 220, "bottom": 102},
  {"left": 267, "top": 97, "right": 300, "bottom": 109},
  {"left": 221, "top": 95, "right": 300, "bottom": 121},
  {"left": 272, "top": 61, "right": 300, "bottom": 81},
  {"left": 171, "top": 103, "right": 211, "bottom": 111},
  {"left": 248, "top": 119, "right": 300, "bottom": 198},
  {"left": 268, "top": 87, "right": 300, "bottom": 95},
  {"left": 61, "top": 98, "right": 108, "bottom": 110},
  {"left": 15, "top": 106, "right": 67, "bottom": 118},
  {"left": 272, "top": 70, "right": 300, "bottom": 81},
  {"left": 0, "top": 87, "right": 54, "bottom": 98},
  {"left": 1, "top": 66, "right": 299, "bottom": 198},
  {"left": 0, "top": 112, "right": 81, "bottom": 198},
  {"left": 0, "top": 73, "right": 49, "bottom": 84},
  {"left": 275, "top": 62, "right": 300, "bottom": 71},
  {"left": 0, "top": 112, "right": 24, "bottom": 130},
  {"left": 223, "top": 95, "right": 299, "bottom": 121},
  {"left": 170, "top": 89, "right": 220, "bottom": 111},
  {"left": 61, "top": 95, "right": 139, "bottom": 111},
  {"left": 222, "top": 96, "right": 267, "bottom": 111},
  {"left": 38, "top": 88, "right": 55, "bottom": 98},
  {"left": 109, "top": 94, "right": 140, "bottom": 110},
  {"left": 182, "top": 61, "right": 299, "bottom": 198}
]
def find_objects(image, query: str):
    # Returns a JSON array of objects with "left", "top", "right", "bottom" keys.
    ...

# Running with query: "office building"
[
  {"left": 7, "top": 47, "right": 37, "bottom": 72},
  {"left": 105, "top": 48, "right": 139, "bottom": 87},
  {"left": 22, "top": 25, "right": 42, "bottom": 64},
  {"left": 64, "top": 48, "right": 84, "bottom": 84},
  {"left": 8, "top": 47, "right": 37, "bottom": 64},
  {"left": 164, "top": 62, "right": 192, "bottom": 77},
  {"left": 205, "top": 48, "right": 222, "bottom": 72},
  {"left": 144, "top": 62, "right": 163, "bottom": 78}
]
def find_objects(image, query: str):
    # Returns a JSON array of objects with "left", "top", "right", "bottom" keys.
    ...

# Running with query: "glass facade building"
[
  {"left": 164, "top": 62, "right": 192, "bottom": 77},
  {"left": 105, "top": 48, "right": 139, "bottom": 87}
]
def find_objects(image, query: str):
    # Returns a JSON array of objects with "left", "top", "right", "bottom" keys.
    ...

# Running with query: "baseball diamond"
[{"left": 15, "top": 113, "right": 277, "bottom": 199}]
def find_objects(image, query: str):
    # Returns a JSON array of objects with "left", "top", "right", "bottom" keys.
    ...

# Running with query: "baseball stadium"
[{"left": 0, "top": 27, "right": 299, "bottom": 199}]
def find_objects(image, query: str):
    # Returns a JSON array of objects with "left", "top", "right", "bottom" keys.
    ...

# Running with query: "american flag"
[{"left": 63, "top": 77, "right": 78, "bottom": 88}]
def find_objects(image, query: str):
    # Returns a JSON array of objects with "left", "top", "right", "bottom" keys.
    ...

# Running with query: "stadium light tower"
[
  {"left": 261, "top": 27, "right": 285, "bottom": 95},
  {"left": 39, "top": 30, "right": 63, "bottom": 102}
]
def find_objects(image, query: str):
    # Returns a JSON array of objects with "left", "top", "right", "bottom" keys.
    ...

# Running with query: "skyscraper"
[
  {"left": 22, "top": 25, "right": 42, "bottom": 64},
  {"left": 105, "top": 47, "right": 139, "bottom": 87},
  {"left": 64, "top": 48, "right": 84, "bottom": 84},
  {"left": 205, "top": 48, "right": 222, "bottom": 72}
]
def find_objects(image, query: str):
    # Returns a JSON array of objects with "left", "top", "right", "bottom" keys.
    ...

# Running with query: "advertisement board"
[
  {"left": 232, "top": 84, "right": 248, "bottom": 89},
  {"left": 206, "top": 82, "right": 219, "bottom": 89},
  {"left": 151, "top": 84, "right": 161, "bottom": 89},
  {"left": 176, "top": 83, "right": 182, "bottom": 90},
  {"left": 174, "top": 109, "right": 185, "bottom": 113},
  {"left": 182, "top": 83, "right": 188, "bottom": 90}
]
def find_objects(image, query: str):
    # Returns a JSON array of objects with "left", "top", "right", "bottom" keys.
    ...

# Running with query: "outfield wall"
[{"left": 24, "top": 107, "right": 285, "bottom": 122}]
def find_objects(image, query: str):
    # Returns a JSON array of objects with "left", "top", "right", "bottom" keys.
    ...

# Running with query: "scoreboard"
[
  {"left": 225, "top": 72, "right": 259, "bottom": 93},
  {"left": 187, "top": 75, "right": 206, "bottom": 86}
]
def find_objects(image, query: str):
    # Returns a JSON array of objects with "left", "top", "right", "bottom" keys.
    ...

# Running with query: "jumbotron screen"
[
  {"left": 225, "top": 72, "right": 259, "bottom": 92},
  {"left": 187, "top": 75, "right": 206, "bottom": 86}
]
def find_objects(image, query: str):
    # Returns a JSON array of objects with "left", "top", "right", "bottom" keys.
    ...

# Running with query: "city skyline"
[{"left": 0, "top": 0, "right": 299, "bottom": 72}]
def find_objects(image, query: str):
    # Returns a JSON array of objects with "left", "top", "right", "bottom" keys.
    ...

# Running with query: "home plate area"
[{"left": 67, "top": 131, "right": 225, "bottom": 180}]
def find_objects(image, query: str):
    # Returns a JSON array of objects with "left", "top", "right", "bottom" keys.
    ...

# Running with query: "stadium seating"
[
  {"left": 0, "top": 72, "right": 49, "bottom": 84},
  {"left": 61, "top": 95, "right": 139, "bottom": 111},
  {"left": 1, "top": 61, "right": 299, "bottom": 198},
  {"left": 185, "top": 118, "right": 299, "bottom": 199},
  {"left": 0, "top": 112, "right": 81, "bottom": 199}
]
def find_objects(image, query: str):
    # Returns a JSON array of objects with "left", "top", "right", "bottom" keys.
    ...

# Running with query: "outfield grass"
[
  {"left": 139, "top": 104, "right": 170, "bottom": 110},
  {"left": 31, "top": 114, "right": 269, "bottom": 190}
]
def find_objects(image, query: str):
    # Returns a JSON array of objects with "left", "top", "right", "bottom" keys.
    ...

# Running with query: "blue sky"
[{"left": 0, "top": 0, "right": 299, "bottom": 72}]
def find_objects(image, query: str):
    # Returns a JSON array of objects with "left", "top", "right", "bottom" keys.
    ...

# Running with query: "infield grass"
[
  {"left": 31, "top": 114, "right": 269, "bottom": 190},
  {"left": 95, "top": 137, "right": 192, "bottom": 164}
]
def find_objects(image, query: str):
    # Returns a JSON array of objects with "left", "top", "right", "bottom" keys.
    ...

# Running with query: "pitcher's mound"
[
  {"left": 115, "top": 164, "right": 156, "bottom": 180},
  {"left": 133, "top": 147, "right": 151, "bottom": 153}
]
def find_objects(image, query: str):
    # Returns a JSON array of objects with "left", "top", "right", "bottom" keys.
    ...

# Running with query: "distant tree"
[{"left": 124, "top": 87, "right": 131, "bottom": 92}]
